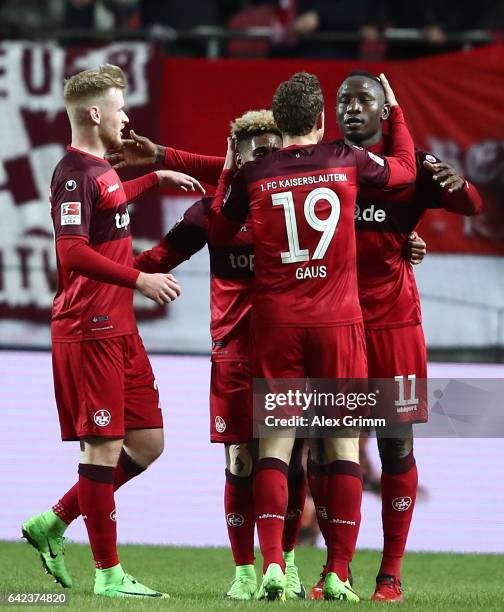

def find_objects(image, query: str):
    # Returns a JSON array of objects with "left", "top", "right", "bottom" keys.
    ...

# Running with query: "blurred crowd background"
[{"left": 1, "top": 0, "right": 503, "bottom": 59}]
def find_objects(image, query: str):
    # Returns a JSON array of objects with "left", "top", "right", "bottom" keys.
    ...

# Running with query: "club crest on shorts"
[
  {"left": 93, "top": 409, "right": 111, "bottom": 427},
  {"left": 226, "top": 513, "right": 244, "bottom": 527},
  {"left": 215, "top": 415, "right": 226, "bottom": 433},
  {"left": 110, "top": 509, "right": 116, "bottom": 522},
  {"left": 392, "top": 496, "right": 412, "bottom": 511}
]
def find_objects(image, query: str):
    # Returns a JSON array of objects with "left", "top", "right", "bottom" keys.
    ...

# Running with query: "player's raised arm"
[
  {"left": 108, "top": 129, "right": 224, "bottom": 186},
  {"left": 135, "top": 199, "right": 209, "bottom": 272},
  {"left": 208, "top": 138, "right": 249, "bottom": 244},
  {"left": 355, "top": 74, "right": 416, "bottom": 189},
  {"left": 422, "top": 158, "right": 482, "bottom": 215}
]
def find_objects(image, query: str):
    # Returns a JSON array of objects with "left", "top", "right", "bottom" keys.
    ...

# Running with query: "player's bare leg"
[
  {"left": 322, "top": 431, "right": 361, "bottom": 603},
  {"left": 254, "top": 430, "right": 296, "bottom": 601},
  {"left": 224, "top": 441, "right": 258, "bottom": 600},
  {"left": 372, "top": 425, "right": 416, "bottom": 603}
]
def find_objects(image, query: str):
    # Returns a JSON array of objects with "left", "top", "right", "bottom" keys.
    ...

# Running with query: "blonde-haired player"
[{"left": 22, "top": 64, "right": 204, "bottom": 598}]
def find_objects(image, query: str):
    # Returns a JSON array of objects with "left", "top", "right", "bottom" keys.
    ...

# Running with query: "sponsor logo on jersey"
[
  {"left": 90, "top": 314, "right": 109, "bottom": 324},
  {"left": 354, "top": 203, "right": 386, "bottom": 223},
  {"left": 226, "top": 513, "right": 245, "bottom": 527},
  {"left": 61, "top": 202, "right": 81, "bottom": 225},
  {"left": 215, "top": 415, "right": 226, "bottom": 433},
  {"left": 368, "top": 151, "right": 385, "bottom": 166},
  {"left": 107, "top": 183, "right": 120, "bottom": 193},
  {"left": 392, "top": 496, "right": 412, "bottom": 511},
  {"left": 110, "top": 509, "right": 116, "bottom": 522},
  {"left": 93, "top": 409, "right": 112, "bottom": 427},
  {"left": 115, "top": 208, "right": 130, "bottom": 230},
  {"left": 65, "top": 179, "right": 77, "bottom": 191},
  {"left": 229, "top": 252, "right": 254, "bottom": 271}
]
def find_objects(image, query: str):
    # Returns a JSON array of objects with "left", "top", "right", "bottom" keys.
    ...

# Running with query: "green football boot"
[
  {"left": 22, "top": 510, "right": 72, "bottom": 588},
  {"left": 226, "top": 564, "right": 257, "bottom": 600},
  {"left": 323, "top": 572, "right": 360, "bottom": 602},
  {"left": 283, "top": 550, "right": 306, "bottom": 600},
  {"left": 94, "top": 564, "right": 169, "bottom": 598},
  {"left": 256, "top": 563, "right": 286, "bottom": 601}
]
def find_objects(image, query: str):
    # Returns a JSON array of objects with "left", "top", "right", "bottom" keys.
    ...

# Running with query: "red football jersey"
[
  {"left": 215, "top": 138, "right": 414, "bottom": 327},
  {"left": 356, "top": 143, "right": 482, "bottom": 329},
  {"left": 134, "top": 198, "right": 254, "bottom": 361},
  {"left": 50, "top": 147, "right": 137, "bottom": 340}
]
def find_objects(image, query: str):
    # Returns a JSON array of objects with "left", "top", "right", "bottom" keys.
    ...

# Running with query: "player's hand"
[
  {"left": 155, "top": 170, "right": 205, "bottom": 194},
  {"left": 404, "top": 231, "right": 426, "bottom": 265},
  {"left": 423, "top": 160, "right": 466, "bottom": 193},
  {"left": 378, "top": 73, "right": 398, "bottom": 107},
  {"left": 107, "top": 130, "right": 164, "bottom": 169},
  {"left": 135, "top": 272, "right": 181, "bottom": 305},
  {"left": 223, "top": 137, "right": 237, "bottom": 171}
]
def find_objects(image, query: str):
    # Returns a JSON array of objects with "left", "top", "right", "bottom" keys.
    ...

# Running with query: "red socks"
[
  {"left": 282, "top": 468, "right": 307, "bottom": 553},
  {"left": 53, "top": 450, "right": 145, "bottom": 526},
  {"left": 224, "top": 470, "right": 255, "bottom": 566},
  {"left": 307, "top": 454, "right": 330, "bottom": 546},
  {"left": 254, "top": 458, "right": 288, "bottom": 572},
  {"left": 379, "top": 451, "right": 418, "bottom": 578},
  {"left": 78, "top": 464, "right": 119, "bottom": 569},
  {"left": 326, "top": 460, "right": 362, "bottom": 581}
]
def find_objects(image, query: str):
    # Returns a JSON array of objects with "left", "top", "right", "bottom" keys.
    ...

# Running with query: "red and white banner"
[
  {"left": 0, "top": 41, "right": 165, "bottom": 326},
  {"left": 0, "top": 42, "right": 503, "bottom": 345},
  {"left": 160, "top": 45, "right": 504, "bottom": 255}
]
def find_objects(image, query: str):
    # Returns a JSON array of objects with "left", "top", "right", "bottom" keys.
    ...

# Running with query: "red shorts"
[
  {"left": 252, "top": 323, "right": 368, "bottom": 379},
  {"left": 52, "top": 333, "right": 163, "bottom": 441},
  {"left": 210, "top": 360, "right": 253, "bottom": 443},
  {"left": 365, "top": 324, "right": 428, "bottom": 424}
]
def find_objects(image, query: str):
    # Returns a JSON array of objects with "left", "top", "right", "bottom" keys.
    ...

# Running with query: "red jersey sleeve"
[
  {"left": 164, "top": 147, "right": 224, "bottom": 186},
  {"left": 354, "top": 105, "right": 416, "bottom": 189},
  {"left": 134, "top": 199, "right": 209, "bottom": 272},
  {"left": 208, "top": 168, "right": 246, "bottom": 244},
  {"left": 57, "top": 236, "right": 139, "bottom": 287},
  {"left": 122, "top": 172, "right": 158, "bottom": 201},
  {"left": 51, "top": 170, "right": 98, "bottom": 238}
]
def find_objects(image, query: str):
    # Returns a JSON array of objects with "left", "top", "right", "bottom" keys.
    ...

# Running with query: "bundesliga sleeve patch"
[
  {"left": 61, "top": 201, "right": 82, "bottom": 225},
  {"left": 367, "top": 151, "right": 385, "bottom": 167}
]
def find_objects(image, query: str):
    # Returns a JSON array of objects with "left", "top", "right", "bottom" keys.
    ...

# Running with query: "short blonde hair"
[
  {"left": 230, "top": 110, "right": 280, "bottom": 146},
  {"left": 64, "top": 64, "right": 126, "bottom": 105}
]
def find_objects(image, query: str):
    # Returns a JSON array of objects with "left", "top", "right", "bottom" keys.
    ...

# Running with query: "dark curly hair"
[{"left": 272, "top": 72, "right": 324, "bottom": 137}]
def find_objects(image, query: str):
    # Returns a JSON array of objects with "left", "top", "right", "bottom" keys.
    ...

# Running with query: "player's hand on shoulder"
[
  {"left": 135, "top": 272, "right": 182, "bottom": 305},
  {"left": 423, "top": 159, "right": 465, "bottom": 193},
  {"left": 404, "top": 231, "right": 427, "bottom": 265},
  {"left": 155, "top": 170, "right": 205, "bottom": 194},
  {"left": 378, "top": 73, "right": 398, "bottom": 107},
  {"left": 107, "top": 130, "right": 162, "bottom": 169}
]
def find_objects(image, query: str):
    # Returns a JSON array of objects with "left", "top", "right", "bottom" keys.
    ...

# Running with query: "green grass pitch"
[{"left": 2, "top": 540, "right": 502, "bottom": 610}]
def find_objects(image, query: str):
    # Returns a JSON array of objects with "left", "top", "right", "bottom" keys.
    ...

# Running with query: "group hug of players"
[{"left": 21, "top": 63, "right": 481, "bottom": 601}]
